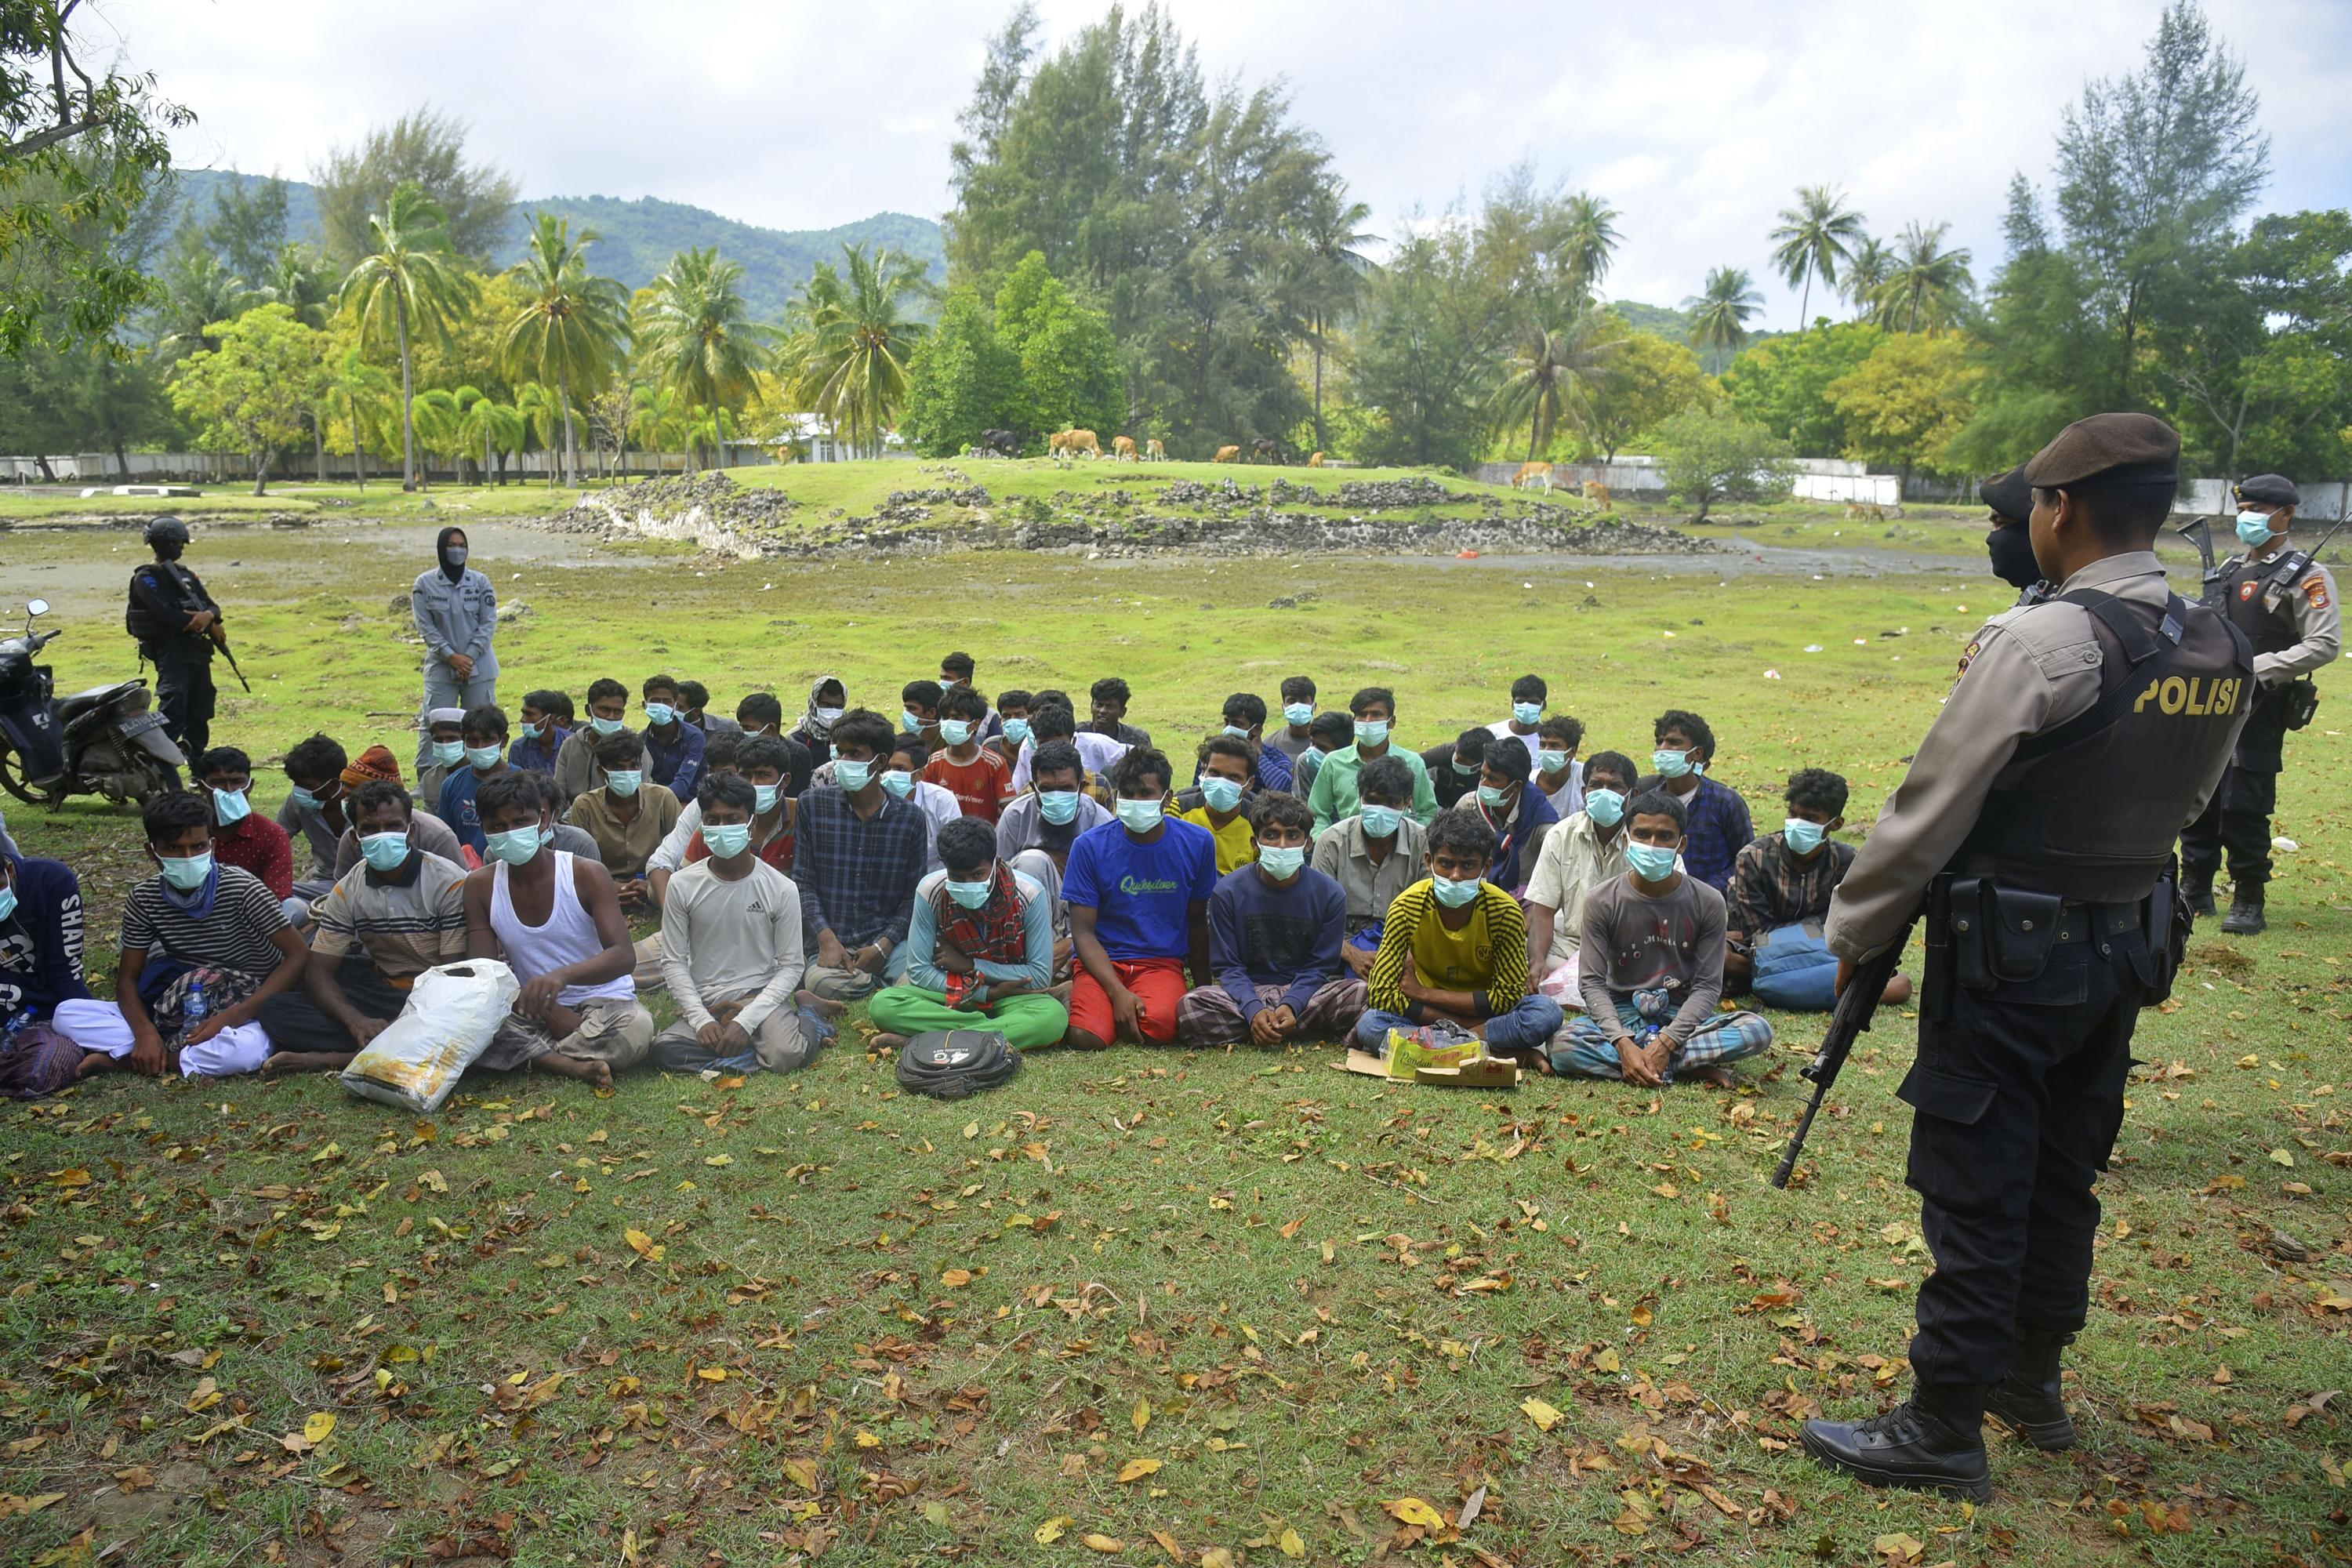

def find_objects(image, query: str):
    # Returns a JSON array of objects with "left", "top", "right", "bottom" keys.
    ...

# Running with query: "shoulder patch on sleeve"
[
  {"left": 1955, "top": 639, "right": 1983, "bottom": 676},
  {"left": 2307, "top": 575, "right": 2331, "bottom": 610}
]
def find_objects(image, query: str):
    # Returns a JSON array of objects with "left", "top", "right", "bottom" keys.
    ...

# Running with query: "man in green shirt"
[{"left": 1305, "top": 686, "right": 1440, "bottom": 835}]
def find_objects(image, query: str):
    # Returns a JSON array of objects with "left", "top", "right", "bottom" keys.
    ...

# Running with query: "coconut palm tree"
[
  {"left": 1871, "top": 220, "right": 1976, "bottom": 334},
  {"left": 781, "top": 244, "right": 928, "bottom": 460},
  {"left": 337, "top": 182, "right": 479, "bottom": 491},
  {"left": 409, "top": 387, "right": 472, "bottom": 483},
  {"left": 635, "top": 248, "right": 765, "bottom": 468},
  {"left": 503, "top": 213, "right": 629, "bottom": 488},
  {"left": 1559, "top": 191, "right": 1623, "bottom": 303},
  {"left": 327, "top": 348, "right": 395, "bottom": 488},
  {"left": 1842, "top": 236, "right": 1895, "bottom": 321},
  {"left": 260, "top": 242, "right": 336, "bottom": 330},
  {"left": 1768, "top": 185, "right": 1867, "bottom": 329},
  {"left": 630, "top": 383, "right": 690, "bottom": 473},
  {"left": 1294, "top": 182, "right": 1378, "bottom": 452},
  {"left": 458, "top": 394, "right": 525, "bottom": 486},
  {"left": 1488, "top": 309, "right": 1628, "bottom": 459},
  {"left": 1682, "top": 266, "right": 1765, "bottom": 372},
  {"left": 154, "top": 252, "right": 252, "bottom": 358}
]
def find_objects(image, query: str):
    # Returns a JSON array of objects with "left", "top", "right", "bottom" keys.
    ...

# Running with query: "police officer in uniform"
[
  {"left": 1979, "top": 463, "right": 2048, "bottom": 606},
  {"left": 2176, "top": 474, "right": 2341, "bottom": 935},
  {"left": 1801, "top": 415, "right": 2254, "bottom": 1501},
  {"left": 125, "top": 516, "right": 226, "bottom": 760}
]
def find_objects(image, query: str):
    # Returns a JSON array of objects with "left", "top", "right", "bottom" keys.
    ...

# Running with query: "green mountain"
[
  {"left": 162, "top": 169, "right": 946, "bottom": 321},
  {"left": 1608, "top": 299, "right": 1696, "bottom": 339}
]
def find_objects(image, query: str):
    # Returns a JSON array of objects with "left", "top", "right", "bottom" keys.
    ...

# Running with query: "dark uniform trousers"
[
  {"left": 1902, "top": 913, "right": 2151, "bottom": 1388},
  {"left": 2178, "top": 763, "right": 2276, "bottom": 890},
  {"left": 153, "top": 648, "right": 218, "bottom": 762}
]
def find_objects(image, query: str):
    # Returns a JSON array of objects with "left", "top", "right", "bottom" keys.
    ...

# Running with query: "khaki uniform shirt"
[{"left": 2225, "top": 546, "right": 2341, "bottom": 686}]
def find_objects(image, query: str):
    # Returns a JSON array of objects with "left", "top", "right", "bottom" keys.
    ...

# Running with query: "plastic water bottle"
[
  {"left": 183, "top": 978, "right": 209, "bottom": 1028},
  {"left": 1, "top": 1011, "right": 27, "bottom": 1051}
]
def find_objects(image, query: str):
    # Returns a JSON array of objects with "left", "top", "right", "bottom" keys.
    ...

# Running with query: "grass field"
[{"left": 0, "top": 503, "right": 2347, "bottom": 1567}]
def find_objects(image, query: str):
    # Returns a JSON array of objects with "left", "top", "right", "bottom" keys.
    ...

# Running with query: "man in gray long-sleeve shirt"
[
  {"left": 1547, "top": 787, "right": 1773, "bottom": 1087},
  {"left": 410, "top": 527, "right": 499, "bottom": 768}
]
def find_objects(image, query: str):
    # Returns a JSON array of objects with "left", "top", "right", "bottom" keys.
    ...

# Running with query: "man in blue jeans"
[
  {"left": 1723, "top": 768, "right": 1912, "bottom": 1011},
  {"left": 1353, "top": 807, "right": 1563, "bottom": 1056}
]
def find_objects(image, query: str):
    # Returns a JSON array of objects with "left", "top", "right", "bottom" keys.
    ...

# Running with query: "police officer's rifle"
[
  {"left": 212, "top": 626, "right": 252, "bottom": 693},
  {"left": 1769, "top": 912, "right": 1918, "bottom": 1189},
  {"left": 2177, "top": 510, "right": 2350, "bottom": 610}
]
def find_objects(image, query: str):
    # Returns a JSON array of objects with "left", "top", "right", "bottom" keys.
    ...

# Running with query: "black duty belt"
[{"left": 2051, "top": 901, "right": 2140, "bottom": 945}]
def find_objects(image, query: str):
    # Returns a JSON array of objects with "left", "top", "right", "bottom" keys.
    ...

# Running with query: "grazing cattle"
[
  {"left": 1145, "top": 438, "right": 1166, "bottom": 462},
  {"left": 1050, "top": 428, "right": 1102, "bottom": 459},
  {"left": 1308, "top": 452, "right": 1325, "bottom": 467},
  {"left": 1112, "top": 435, "right": 1138, "bottom": 461},
  {"left": 1512, "top": 461, "right": 1553, "bottom": 493},
  {"left": 974, "top": 428, "right": 1018, "bottom": 458},
  {"left": 1843, "top": 501, "right": 1892, "bottom": 521},
  {"left": 1583, "top": 479, "right": 1612, "bottom": 512},
  {"left": 1213, "top": 445, "right": 1241, "bottom": 463},
  {"left": 1250, "top": 437, "right": 1280, "bottom": 464}
]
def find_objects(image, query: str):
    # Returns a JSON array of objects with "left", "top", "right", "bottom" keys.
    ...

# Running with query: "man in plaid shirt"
[
  {"left": 1638, "top": 709, "right": 1752, "bottom": 892},
  {"left": 1724, "top": 768, "right": 1911, "bottom": 1010},
  {"left": 793, "top": 709, "right": 933, "bottom": 1003}
]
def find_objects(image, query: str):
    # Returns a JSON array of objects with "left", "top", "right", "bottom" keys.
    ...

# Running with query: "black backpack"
[{"left": 895, "top": 1029, "right": 1021, "bottom": 1099}]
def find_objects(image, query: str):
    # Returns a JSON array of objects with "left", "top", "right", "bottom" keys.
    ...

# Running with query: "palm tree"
[
  {"left": 336, "top": 182, "right": 480, "bottom": 491},
  {"left": 458, "top": 392, "right": 525, "bottom": 485},
  {"left": 327, "top": 348, "right": 394, "bottom": 488},
  {"left": 1683, "top": 266, "right": 1765, "bottom": 372},
  {"left": 154, "top": 252, "right": 252, "bottom": 358},
  {"left": 1872, "top": 221, "right": 1976, "bottom": 333},
  {"left": 410, "top": 387, "right": 471, "bottom": 482},
  {"left": 514, "top": 383, "right": 570, "bottom": 485},
  {"left": 635, "top": 248, "right": 765, "bottom": 469},
  {"left": 1488, "top": 310, "right": 1628, "bottom": 459},
  {"left": 1768, "top": 185, "right": 1866, "bottom": 329},
  {"left": 260, "top": 242, "right": 336, "bottom": 329},
  {"left": 779, "top": 244, "right": 928, "bottom": 460},
  {"left": 1559, "top": 191, "right": 1622, "bottom": 302},
  {"left": 503, "top": 213, "right": 629, "bottom": 487},
  {"left": 630, "top": 383, "right": 690, "bottom": 474},
  {"left": 1295, "top": 182, "right": 1378, "bottom": 452},
  {"left": 1842, "top": 236, "right": 1895, "bottom": 321}
]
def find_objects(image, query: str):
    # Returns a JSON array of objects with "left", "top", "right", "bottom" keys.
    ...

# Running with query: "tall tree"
[
  {"left": 259, "top": 241, "right": 335, "bottom": 328},
  {"left": 1683, "top": 266, "right": 1763, "bottom": 372},
  {"left": 779, "top": 244, "right": 931, "bottom": 459},
  {"left": 1291, "top": 180, "right": 1377, "bottom": 452},
  {"left": 1486, "top": 309, "right": 1624, "bottom": 459},
  {"left": 1346, "top": 208, "right": 1515, "bottom": 470},
  {"left": 311, "top": 107, "right": 520, "bottom": 267},
  {"left": 635, "top": 247, "right": 764, "bottom": 467},
  {"left": 992, "top": 249, "right": 1117, "bottom": 444},
  {"left": 152, "top": 248, "right": 252, "bottom": 358},
  {"left": 167, "top": 302, "right": 327, "bottom": 495},
  {"left": 200, "top": 173, "right": 289, "bottom": 282},
  {"left": 336, "top": 181, "right": 479, "bottom": 490},
  {"left": 1585, "top": 327, "right": 1711, "bottom": 463},
  {"left": 1559, "top": 191, "right": 1622, "bottom": 302},
  {"left": 1871, "top": 220, "right": 1974, "bottom": 333},
  {"left": 1769, "top": 184, "right": 1866, "bottom": 328},
  {"left": 1841, "top": 235, "right": 1894, "bottom": 320},
  {"left": 503, "top": 213, "right": 627, "bottom": 486},
  {"left": 902, "top": 285, "right": 1023, "bottom": 456}
]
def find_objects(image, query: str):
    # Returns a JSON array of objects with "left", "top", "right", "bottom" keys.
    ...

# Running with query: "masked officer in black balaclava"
[{"left": 125, "top": 515, "right": 224, "bottom": 757}]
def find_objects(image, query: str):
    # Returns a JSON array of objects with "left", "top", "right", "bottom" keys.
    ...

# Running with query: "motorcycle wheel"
[
  {"left": 128, "top": 757, "right": 181, "bottom": 805},
  {"left": 0, "top": 743, "right": 62, "bottom": 806}
]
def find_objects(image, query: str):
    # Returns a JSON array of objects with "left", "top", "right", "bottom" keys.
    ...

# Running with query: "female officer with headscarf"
[{"left": 409, "top": 526, "right": 499, "bottom": 766}]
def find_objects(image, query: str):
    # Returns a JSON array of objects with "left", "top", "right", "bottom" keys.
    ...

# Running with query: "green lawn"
[{"left": 1, "top": 518, "right": 2347, "bottom": 1567}]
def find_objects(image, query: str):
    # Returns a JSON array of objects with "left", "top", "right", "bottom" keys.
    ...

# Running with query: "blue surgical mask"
[
  {"left": 1002, "top": 717, "right": 1032, "bottom": 747},
  {"left": 901, "top": 709, "right": 925, "bottom": 734},
  {"left": 431, "top": 740, "right": 465, "bottom": 768},
  {"left": 644, "top": 702, "right": 677, "bottom": 728},
  {"left": 0, "top": 883, "right": 16, "bottom": 924},
  {"left": 1626, "top": 841, "right": 1679, "bottom": 883},
  {"left": 1221, "top": 724, "right": 1251, "bottom": 740},
  {"left": 484, "top": 827, "right": 543, "bottom": 866},
  {"left": 1283, "top": 702, "right": 1314, "bottom": 727},
  {"left": 835, "top": 758, "right": 874, "bottom": 791},
  {"left": 1353, "top": 718, "right": 1389, "bottom": 747},
  {"left": 466, "top": 744, "right": 503, "bottom": 771},
  {"left": 605, "top": 769, "right": 644, "bottom": 798},
  {"left": 1430, "top": 872, "right": 1482, "bottom": 909},
  {"left": 158, "top": 851, "right": 215, "bottom": 891},
  {"left": 702, "top": 821, "right": 753, "bottom": 859},
  {"left": 816, "top": 706, "right": 845, "bottom": 725},
  {"left": 212, "top": 787, "right": 251, "bottom": 825},
  {"left": 1652, "top": 747, "right": 1695, "bottom": 779},
  {"left": 1476, "top": 782, "right": 1511, "bottom": 811},
  {"left": 1038, "top": 789, "right": 1080, "bottom": 825},
  {"left": 1784, "top": 818, "right": 1828, "bottom": 855},
  {"left": 359, "top": 831, "right": 412, "bottom": 873},
  {"left": 1200, "top": 776, "right": 1245, "bottom": 812},
  {"left": 1512, "top": 701, "right": 1543, "bottom": 726},
  {"left": 1359, "top": 804, "right": 1401, "bottom": 839},
  {"left": 2235, "top": 511, "right": 2276, "bottom": 548},
  {"left": 939, "top": 719, "right": 974, "bottom": 746},
  {"left": 1116, "top": 797, "right": 1163, "bottom": 833},
  {"left": 944, "top": 869, "right": 996, "bottom": 909},
  {"left": 880, "top": 769, "right": 915, "bottom": 800},
  {"left": 287, "top": 784, "right": 321, "bottom": 811},
  {"left": 1584, "top": 788, "right": 1626, "bottom": 827},
  {"left": 1537, "top": 749, "right": 1569, "bottom": 775},
  {"left": 590, "top": 715, "right": 626, "bottom": 736},
  {"left": 1257, "top": 844, "right": 1306, "bottom": 879},
  {"left": 1450, "top": 759, "right": 1480, "bottom": 778},
  {"left": 753, "top": 782, "right": 780, "bottom": 815},
  {"left": 519, "top": 720, "right": 545, "bottom": 741}
]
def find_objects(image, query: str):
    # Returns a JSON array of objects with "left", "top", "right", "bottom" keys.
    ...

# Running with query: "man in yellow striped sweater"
[{"left": 1351, "top": 807, "right": 1564, "bottom": 1056}]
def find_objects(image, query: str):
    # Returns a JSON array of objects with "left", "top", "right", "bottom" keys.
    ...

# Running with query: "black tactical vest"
[
  {"left": 2220, "top": 554, "right": 2301, "bottom": 655},
  {"left": 1961, "top": 589, "right": 2254, "bottom": 903}
]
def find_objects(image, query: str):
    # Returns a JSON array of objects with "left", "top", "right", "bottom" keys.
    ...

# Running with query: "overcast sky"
[{"left": 92, "top": 0, "right": 2352, "bottom": 319}]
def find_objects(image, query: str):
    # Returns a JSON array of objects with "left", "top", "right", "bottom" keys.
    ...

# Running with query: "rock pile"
[
  {"left": 885, "top": 486, "right": 993, "bottom": 509},
  {"left": 1335, "top": 477, "right": 1458, "bottom": 510}
]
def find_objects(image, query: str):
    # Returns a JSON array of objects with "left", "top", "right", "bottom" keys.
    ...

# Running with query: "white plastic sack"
[{"left": 339, "top": 960, "right": 520, "bottom": 1114}]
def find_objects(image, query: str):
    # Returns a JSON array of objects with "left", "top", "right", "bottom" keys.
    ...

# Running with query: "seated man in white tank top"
[{"left": 462, "top": 771, "right": 654, "bottom": 1089}]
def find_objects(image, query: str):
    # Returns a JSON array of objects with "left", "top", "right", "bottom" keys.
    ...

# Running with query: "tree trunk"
[
  {"left": 114, "top": 440, "right": 130, "bottom": 477},
  {"left": 557, "top": 362, "right": 579, "bottom": 487},
  {"left": 313, "top": 413, "right": 327, "bottom": 482},
  {"left": 395, "top": 290, "right": 419, "bottom": 491},
  {"left": 251, "top": 446, "right": 274, "bottom": 497},
  {"left": 1797, "top": 270, "right": 1811, "bottom": 331}
]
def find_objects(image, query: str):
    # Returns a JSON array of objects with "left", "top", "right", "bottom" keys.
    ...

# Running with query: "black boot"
[
  {"left": 1986, "top": 1329, "right": 2075, "bottom": 1450},
  {"left": 2180, "top": 870, "right": 2216, "bottom": 919},
  {"left": 1801, "top": 1383, "right": 1991, "bottom": 1501},
  {"left": 2220, "top": 892, "right": 2266, "bottom": 935}
]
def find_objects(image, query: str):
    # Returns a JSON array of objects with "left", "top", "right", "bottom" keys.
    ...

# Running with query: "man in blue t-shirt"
[
  {"left": 1061, "top": 747, "right": 1217, "bottom": 1048},
  {"left": 0, "top": 849, "right": 89, "bottom": 1030}
]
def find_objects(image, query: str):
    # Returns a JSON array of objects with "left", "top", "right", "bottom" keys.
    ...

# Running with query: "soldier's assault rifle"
[
  {"left": 212, "top": 625, "right": 252, "bottom": 692},
  {"left": 1770, "top": 912, "right": 1918, "bottom": 1189},
  {"left": 2178, "top": 509, "right": 2350, "bottom": 611}
]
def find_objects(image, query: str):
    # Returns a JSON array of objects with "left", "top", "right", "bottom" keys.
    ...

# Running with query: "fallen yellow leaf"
[
  {"left": 1132, "top": 1396, "right": 1152, "bottom": 1432},
  {"left": 303, "top": 1412, "right": 336, "bottom": 1444},
  {"left": 942, "top": 1268, "right": 974, "bottom": 1287},
  {"left": 1522, "top": 1396, "right": 1566, "bottom": 1432},
  {"left": 1081, "top": 1534, "right": 1125, "bottom": 1553},
  {"left": 703, "top": 1154, "right": 734, "bottom": 1167},
  {"left": 1279, "top": 1526, "right": 1305, "bottom": 1558},
  {"left": 1381, "top": 1496, "right": 1447, "bottom": 1529},
  {"left": 1035, "top": 1516, "right": 1072, "bottom": 1544},
  {"left": 1118, "top": 1457, "right": 1163, "bottom": 1483}
]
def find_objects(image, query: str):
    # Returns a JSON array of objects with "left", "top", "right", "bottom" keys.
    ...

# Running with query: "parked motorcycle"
[{"left": 0, "top": 599, "right": 184, "bottom": 805}]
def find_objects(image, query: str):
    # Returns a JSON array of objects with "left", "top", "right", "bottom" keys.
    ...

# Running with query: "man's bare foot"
[
  {"left": 1881, "top": 972, "right": 1915, "bottom": 1007},
  {"left": 73, "top": 1050, "right": 114, "bottom": 1080},
  {"left": 263, "top": 1051, "right": 354, "bottom": 1076},
  {"left": 1686, "top": 1064, "right": 1740, "bottom": 1088},
  {"left": 797, "top": 989, "right": 847, "bottom": 1018},
  {"left": 537, "top": 1053, "right": 615, "bottom": 1091},
  {"left": 870, "top": 1031, "right": 909, "bottom": 1050}
]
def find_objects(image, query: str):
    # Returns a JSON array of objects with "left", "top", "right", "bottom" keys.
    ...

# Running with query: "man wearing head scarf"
[
  {"left": 409, "top": 527, "right": 498, "bottom": 768},
  {"left": 789, "top": 677, "right": 848, "bottom": 759}
]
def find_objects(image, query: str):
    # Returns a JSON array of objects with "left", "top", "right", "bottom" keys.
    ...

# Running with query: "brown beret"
[
  {"left": 2022, "top": 412, "right": 2180, "bottom": 489},
  {"left": 1977, "top": 463, "right": 2033, "bottom": 523}
]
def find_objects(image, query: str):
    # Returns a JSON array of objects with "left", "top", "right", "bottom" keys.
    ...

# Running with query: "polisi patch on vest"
[{"left": 2133, "top": 675, "right": 2243, "bottom": 718}]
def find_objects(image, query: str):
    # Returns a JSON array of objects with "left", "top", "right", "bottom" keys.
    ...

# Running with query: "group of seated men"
[{"left": 0, "top": 653, "right": 1915, "bottom": 1100}]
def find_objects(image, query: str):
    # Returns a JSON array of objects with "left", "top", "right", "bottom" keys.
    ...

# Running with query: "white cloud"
[{"left": 101, "top": 0, "right": 2352, "bottom": 312}]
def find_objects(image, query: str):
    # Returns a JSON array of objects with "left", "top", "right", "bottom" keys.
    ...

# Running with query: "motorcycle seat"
[{"left": 57, "top": 681, "right": 145, "bottom": 725}]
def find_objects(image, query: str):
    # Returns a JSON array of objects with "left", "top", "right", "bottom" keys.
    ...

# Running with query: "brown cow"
[
  {"left": 1050, "top": 428, "right": 1102, "bottom": 459},
  {"left": 1583, "top": 479, "right": 1612, "bottom": 512},
  {"left": 1145, "top": 438, "right": 1166, "bottom": 462},
  {"left": 1213, "top": 445, "right": 1241, "bottom": 463},
  {"left": 1112, "top": 435, "right": 1138, "bottom": 461},
  {"left": 1308, "top": 452, "right": 1325, "bottom": 467},
  {"left": 1512, "top": 461, "right": 1553, "bottom": 493}
]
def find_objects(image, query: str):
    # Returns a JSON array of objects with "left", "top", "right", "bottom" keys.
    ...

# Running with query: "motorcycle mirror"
[{"left": 25, "top": 599, "right": 48, "bottom": 616}]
